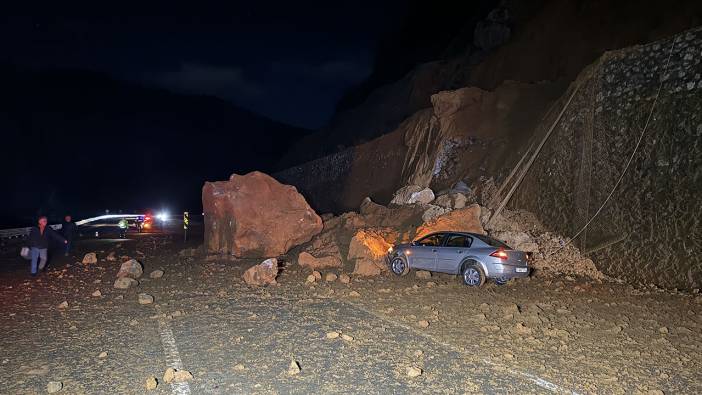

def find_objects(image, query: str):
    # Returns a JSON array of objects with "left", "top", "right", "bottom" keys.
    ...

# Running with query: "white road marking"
[
  {"left": 348, "top": 301, "right": 579, "bottom": 394},
  {"left": 156, "top": 307, "right": 191, "bottom": 395}
]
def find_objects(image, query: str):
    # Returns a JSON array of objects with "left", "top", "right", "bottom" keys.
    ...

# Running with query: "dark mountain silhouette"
[{"left": 0, "top": 65, "right": 310, "bottom": 226}]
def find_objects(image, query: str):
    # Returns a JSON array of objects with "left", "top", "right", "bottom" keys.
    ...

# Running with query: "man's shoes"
[{"left": 30, "top": 272, "right": 37, "bottom": 277}]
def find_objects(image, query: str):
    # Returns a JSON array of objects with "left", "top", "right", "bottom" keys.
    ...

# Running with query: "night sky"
[{"left": 1, "top": 3, "right": 404, "bottom": 129}]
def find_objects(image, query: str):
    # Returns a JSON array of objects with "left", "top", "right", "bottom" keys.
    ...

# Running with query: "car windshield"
[{"left": 473, "top": 234, "right": 511, "bottom": 249}]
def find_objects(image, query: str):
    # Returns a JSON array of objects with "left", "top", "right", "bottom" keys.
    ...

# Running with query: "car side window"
[
  {"left": 417, "top": 234, "right": 444, "bottom": 247},
  {"left": 445, "top": 234, "right": 472, "bottom": 248}
]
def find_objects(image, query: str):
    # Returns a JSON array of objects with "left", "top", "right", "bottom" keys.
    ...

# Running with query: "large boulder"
[
  {"left": 347, "top": 230, "right": 392, "bottom": 276},
  {"left": 242, "top": 258, "right": 279, "bottom": 286},
  {"left": 116, "top": 259, "right": 143, "bottom": 279},
  {"left": 415, "top": 204, "right": 485, "bottom": 239},
  {"left": 203, "top": 171, "right": 323, "bottom": 257}
]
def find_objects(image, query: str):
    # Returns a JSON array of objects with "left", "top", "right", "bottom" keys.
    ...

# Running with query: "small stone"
[
  {"left": 326, "top": 331, "right": 340, "bottom": 339},
  {"left": 339, "top": 274, "right": 351, "bottom": 284},
  {"left": 47, "top": 381, "right": 63, "bottom": 393},
  {"left": 414, "top": 350, "right": 424, "bottom": 358},
  {"left": 149, "top": 270, "right": 164, "bottom": 279},
  {"left": 417, "top": 320, "right": 430, "bottom": 328},
  {"left": 659, "top": 326, "right": 669, "bottom": 334},
  {"left": 233, "top": 364, "right": 245, "bottom": 371},
  {"left": 349, "top": 291, "right": 360, "bottom": 297},
  {"left": 98, "top": 351, "right": 108, "bottom": 358},
  {"left": 325, "top": 273, "right": 338, "bottom": 282},
  {"left": 113, "top": 277, "right": 138, "bottom": 289},
  {"left": 82, "top": 252, "right": 98, "bottom": 264},
  {"left": 406, "top": 366, "right": 423, "bottom": 378},
  {"left": 312, "top": 271, "right": 322, "bottom": 281},
  {"left": 173, "top": 370, "right": 193, "bottom": 382},
  {"left": 341, "top": 334, "right": 354, "bottom": 341},
  {"left": 138, "top": 293, "right": 154, "bottom": 305},
  {"left": 306, "top": 274, "right": 316, "bottom": 283},
  {"left": 145, "top": 376, "right": 158, "bottom": 390},
  {"left": 288, "top": 359, "right": 301, "bottom": 375},
  {"left": 163, "top": 368, "right": 175, "bottom": 383},
  {"left": 415, "top": 270, "right": 431, "bottom": 279},
  {"left": 92, "top": 290, "right": 102, "bottom": 297},
  {"left": 57, "top": 301, "right": 69, "bottom": 309}
]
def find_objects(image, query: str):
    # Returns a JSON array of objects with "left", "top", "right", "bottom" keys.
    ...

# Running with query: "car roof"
[{"left": 421, "top": 231, "right": 482, "bottom": 237}]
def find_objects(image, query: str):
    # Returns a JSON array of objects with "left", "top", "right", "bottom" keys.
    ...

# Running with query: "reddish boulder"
[
  {"left": 298, "top": 251, "right": 342, "bottom": 270},
  {"left": 348, "top": 230, "right": 392, "bottom": 276},
  {"left": 414, "top": 204, "right": 485, "bottom": 239},
  {"left": 242, "top": 258, "right": 279, "bottom": 286},
  {"left": 203, "top": 171, "right": 323, "bottom": 257}
]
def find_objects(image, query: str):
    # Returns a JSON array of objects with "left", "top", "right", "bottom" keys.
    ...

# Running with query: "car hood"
[{"left": 393, "top": 243, "right": 412, "bottom": 250}]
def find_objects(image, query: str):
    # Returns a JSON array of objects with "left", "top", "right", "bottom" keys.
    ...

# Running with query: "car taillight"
[{"left": 490, "top": 248, "right": 508, "bottom": 260}]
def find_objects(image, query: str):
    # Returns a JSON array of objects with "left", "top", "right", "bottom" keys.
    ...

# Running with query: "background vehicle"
[{"left": 387, "top": 232, "right": 530, "bottom": 287}]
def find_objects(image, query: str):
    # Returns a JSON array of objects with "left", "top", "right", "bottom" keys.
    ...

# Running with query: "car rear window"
[
  {"left": 446, "top": 234, "right": 472, "bottom": 248},
  {"left": 473, "top": 234, "right": 511, "bottom": 249}
]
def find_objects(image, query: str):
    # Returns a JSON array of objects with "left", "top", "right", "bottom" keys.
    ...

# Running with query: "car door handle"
[
  {"left": 432, "top": 249, "right": 437, "bottom": 252},
  {"left": 457, "top": 250, "right": 463, "bottom": 253}
]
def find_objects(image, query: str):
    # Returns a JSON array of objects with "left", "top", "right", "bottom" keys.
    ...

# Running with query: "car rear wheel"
[
  {"left": 494, "top": 277, "right": 509, "bottom": 286},
  {"left": 390, "top": 257, "right": 409, "bottom": 276},
  {"left": 462, "top": 263, "right": 485, "bottom": 287}
]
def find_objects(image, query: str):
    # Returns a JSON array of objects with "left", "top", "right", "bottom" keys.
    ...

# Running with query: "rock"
[
  {"left": 138, "top": 293, "right": 154, "bottom": 305},
  {"left": 348, "top": 291, "right": 361, "bottom": 297},
  {"left": 434, "top": 192, "right": 468, "bottom": 210},
  {"left": 298, "top": 251, "right": 342, "bottom": 270},
  {"left": 47, "top": 381, "right": 63, "bottom": 393},
  {"left": 348, "top": 230, "right": 392, "bottom": 276},
  {"left": 415, "top": 271, "right": 431, "bottom": 279},
  {"left": 390, "top": 186, "right": 438, "bottom": 207},
  {"left": 106, "top": 252, "right": 116, "bottom": 262},
  {"left": 406, "top": 366, "right": 423, "bottom": 378},
  {"left": 415, "top": 204, "right": 485, "bottom": 239},
  {"left": 57, "top": 301, "right": 68, "bottom": 309},
  {"left": 417, "top": 320, "right": 430, "bottom": 328},
  {"left": 326, "top": 331, "right": 340, "bottom": 339},
  {"left": 474, "top": 7, "right": 511, "bottom": 50},
  {"left": 173, "top": 370, "right": 193, "bottom": 382},
  {"left": 113, "top": 277, "right": 138, "bottom": 289},
  {"left": 312, "top": 270, "right": 322, "bottom": 281},
  {"left": 659, "top": 326, "right": 669, "bottom": 334},
  {"left": 178, "top": 248, "right": 198, "bottom": 257},
  {"left": 306, "top": 274, "right": 316, "bottom": 283},
  {"left": 116, "top": 259, "right": 143, "bottom": 279},
  {"left": 390, "top": 185, "right": 424, "bottom": 205},
  {"left": 491, "top": 231, "right": 538, "bottom": 253},
  {"left": 145, "top": 376, "right": 158, "bottom": 390},
  {"left": 339, "top": 274, "right": 351, "bottom": 284},
  {"left": 233, "top": 364, "right": 245, "bottom": 371},
  {"left": 242, "top": 258, "right": 279, "bottom": 286},
  {"left": 288, "top": 359, "right": 301, "bottom": 376},
  {"left": 163, "top": 368, "right": 192, "bottom": 383},
  {"left": 341, "top": 334, "right": 354, "bottom": 341},
  {"left": 421, "top": 205, "right": 450, "bottom": 222},
  {"left": 82, "top": 252, "right": 97, "bottom": 264},
  {"left": 149, "top": 270, "right": 164, "bottom": 279},
  {"left": 98, "top": 351, "right": 108, "bottom": 358},
  {"left": 325, "top": 273, "right": 338, "bottom": 282},
  {"left": 91, "top": 290, "right": 102, "bottom": 297},
  {"left": 202, "top": 171, "right": 323, "bottom": 257}
]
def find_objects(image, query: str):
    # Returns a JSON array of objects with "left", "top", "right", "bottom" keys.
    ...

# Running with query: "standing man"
[
  {"left": 28, "top": 216, "right": 67, "bottom": 276},
  {"left": 61, "top": 215, "right": 76, "bottom": 256},
  {"left": 118, "top": 218, "right": 128, "bottom": 239}
]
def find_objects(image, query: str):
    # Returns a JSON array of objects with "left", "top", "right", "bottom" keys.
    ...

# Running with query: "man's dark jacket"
[
  {"left": 28, "top": 226, "right": 66, "bottom": 249},
  {"left": 62, "top": 221, "right": 76, "bottom": 241}
]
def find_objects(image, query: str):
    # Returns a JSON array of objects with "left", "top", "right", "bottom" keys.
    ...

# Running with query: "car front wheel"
[
  {"left": 462, "top": 263, "right": 485, "bottom": 287},
  {"left": 390, "top": 257, "right": 409, "bottom": 276}
]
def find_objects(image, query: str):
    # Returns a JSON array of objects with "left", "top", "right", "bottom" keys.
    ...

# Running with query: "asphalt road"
[{"left": 0, "top": 235, "right": 568, "bottom": 394}]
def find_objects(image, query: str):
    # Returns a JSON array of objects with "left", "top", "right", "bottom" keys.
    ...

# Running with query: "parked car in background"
[{"left": 386, "top": 232, "right": 530, "bottom": 287}]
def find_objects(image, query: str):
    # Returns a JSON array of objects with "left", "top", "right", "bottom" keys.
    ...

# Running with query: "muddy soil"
[{"left": 0, "top": 234, "right": 700, "bottom": 394}]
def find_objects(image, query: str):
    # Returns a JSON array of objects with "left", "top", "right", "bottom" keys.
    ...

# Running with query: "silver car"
[{"left": 386, "top": 232, "right": 530, "bottom": 287}]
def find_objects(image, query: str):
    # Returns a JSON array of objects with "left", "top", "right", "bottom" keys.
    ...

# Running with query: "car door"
[
  {"left": 436, "top": 234, "right": 473, "bottom": 273},
  {"left": 411, "top": 233, "right": 445, "bottom": 271}
]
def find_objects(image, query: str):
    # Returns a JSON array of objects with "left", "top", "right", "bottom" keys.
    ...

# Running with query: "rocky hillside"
[
  {"left": 277, "top": 2, "right": 702, "bottom": 289},
  {"left": 280, "top": 0, "right": 702, "bottom": 167}
]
